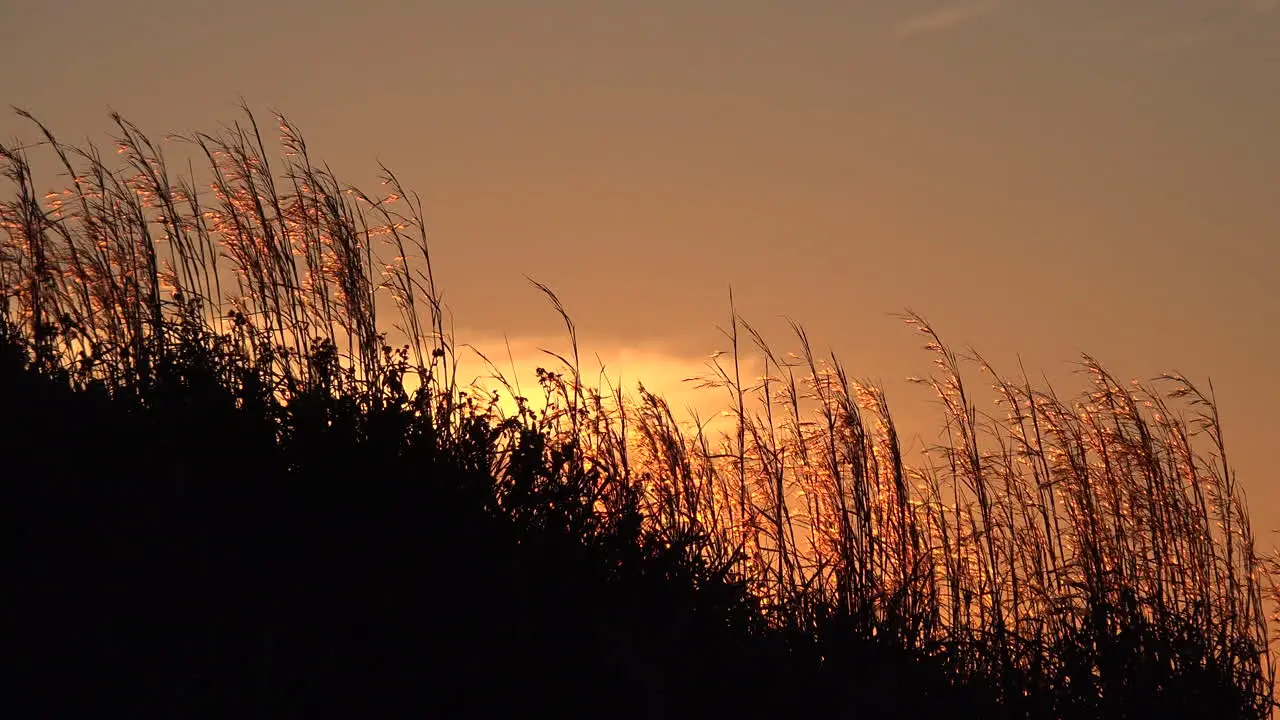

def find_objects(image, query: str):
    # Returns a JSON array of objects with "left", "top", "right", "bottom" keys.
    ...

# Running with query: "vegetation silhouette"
[{"left": 4, "top": 107, "right": 1275, "bottom": 718}]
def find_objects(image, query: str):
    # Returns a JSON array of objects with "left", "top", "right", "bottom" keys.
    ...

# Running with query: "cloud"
[
  {"left": 897, "top": 0, "right": 1002, "bottom": 37},
  {"left": 1251, "top": 0, "right": 1278, "bottom": 14}
]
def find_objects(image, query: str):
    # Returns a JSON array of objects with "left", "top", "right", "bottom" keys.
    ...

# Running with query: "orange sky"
[{"left": 4, "top": 1, "right": 1277, "bottom": 535}]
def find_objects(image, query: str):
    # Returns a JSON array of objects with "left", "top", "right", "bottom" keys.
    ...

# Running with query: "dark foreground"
[{"left": 4, "top": 333, "right": 1263, "bottom": 720}]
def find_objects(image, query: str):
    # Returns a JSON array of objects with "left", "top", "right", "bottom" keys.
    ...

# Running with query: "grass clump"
[{"left": 3, "top": 107, "right": 1275, "bottom": 718}]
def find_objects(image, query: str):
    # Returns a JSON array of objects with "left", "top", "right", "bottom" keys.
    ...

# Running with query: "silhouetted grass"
[{"left": 3, "top": 107, "right": 1274, "bottom": 718}]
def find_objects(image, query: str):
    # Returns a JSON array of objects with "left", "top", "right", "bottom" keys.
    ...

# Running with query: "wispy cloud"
[
  {"left": 1250, "top": 0, "right": 1278, "bottom": 14},
  {"left": 896, "top": 0, "right": 1002, "bottom": 37}
]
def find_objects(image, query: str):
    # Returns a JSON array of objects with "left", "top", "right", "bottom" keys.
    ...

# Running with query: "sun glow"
[{"left": 452, "top": 333, "right": 752, "bottom": 433}]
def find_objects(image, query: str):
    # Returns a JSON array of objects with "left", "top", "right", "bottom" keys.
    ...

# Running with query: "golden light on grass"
[{"left": 3, "top": 106, "right": 1276, "bottom": 715}]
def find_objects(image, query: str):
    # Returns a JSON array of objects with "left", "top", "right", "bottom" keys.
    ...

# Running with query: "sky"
[{"left": 3, "top": 1, "right": 1277, "bottom": 533}]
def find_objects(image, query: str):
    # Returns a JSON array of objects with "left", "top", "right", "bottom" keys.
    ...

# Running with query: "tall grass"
[{"left": 3, "top": 107, "right": 1274, "bottom": 718}]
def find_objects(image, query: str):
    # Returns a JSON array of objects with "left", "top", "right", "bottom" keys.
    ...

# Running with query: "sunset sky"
[{"left": 4, "top": 1, "right": 1277, "bottom": 532}]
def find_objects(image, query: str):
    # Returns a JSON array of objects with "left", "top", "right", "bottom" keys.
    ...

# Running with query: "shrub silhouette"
[{"left": 3, "top": 107, "right": 1274, "bottom": 718}]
